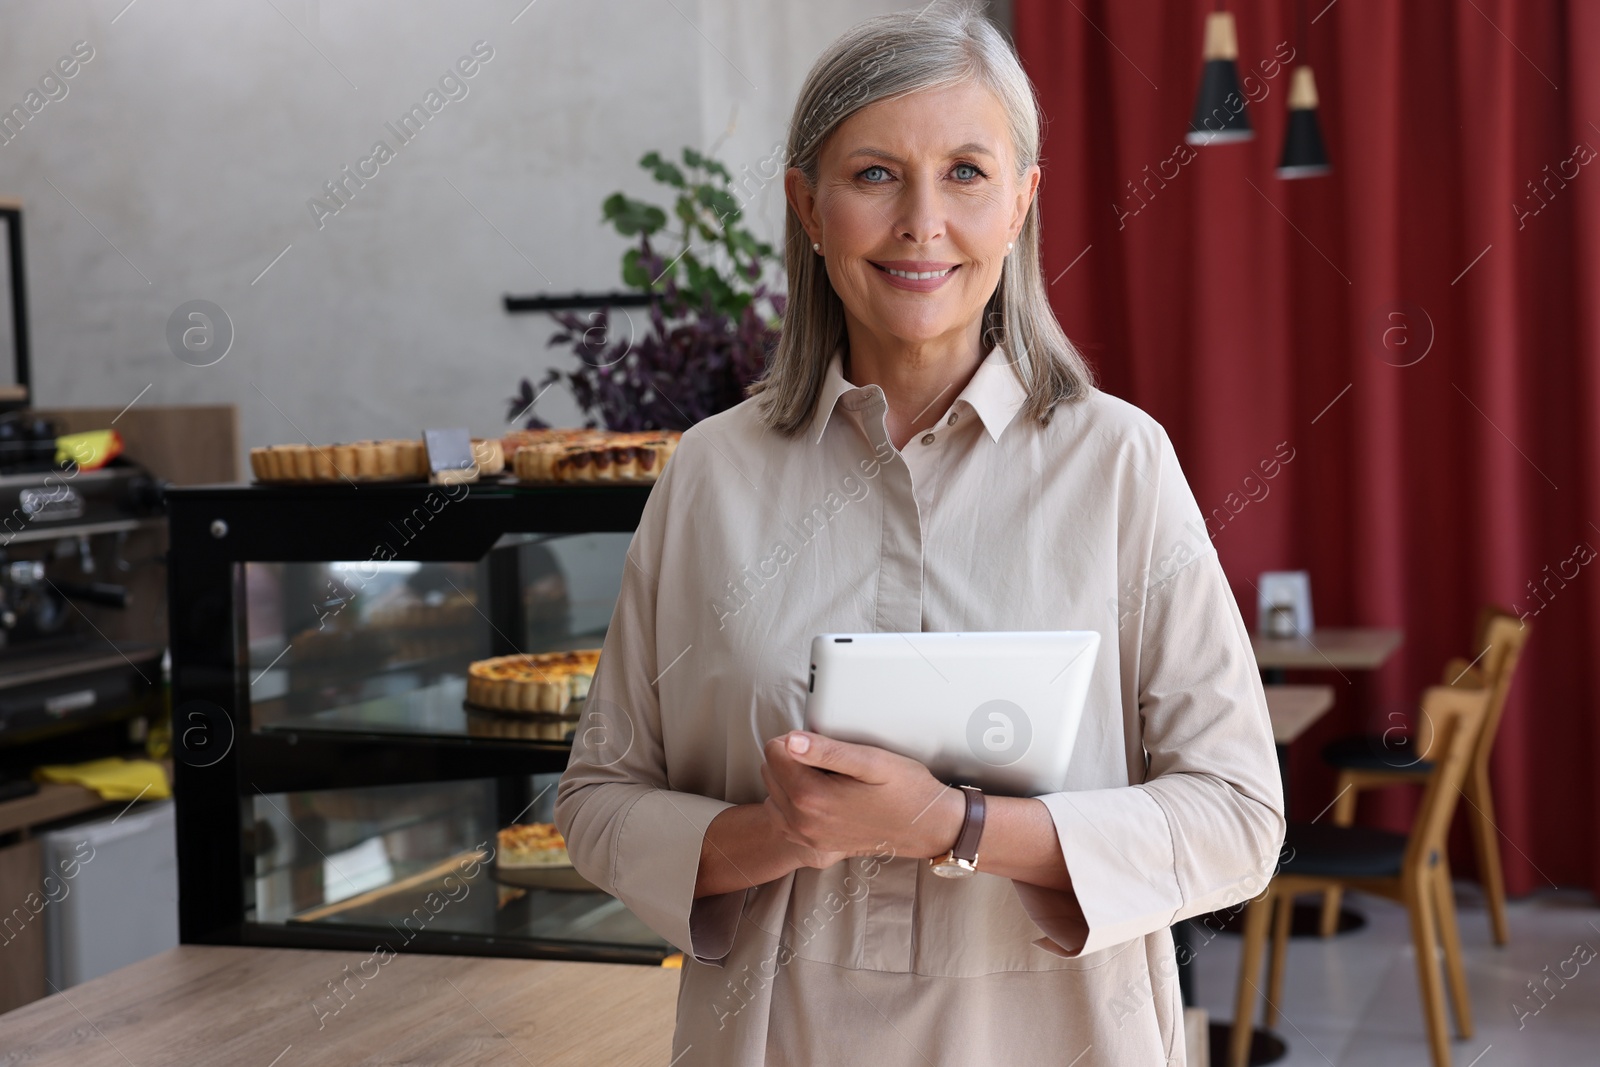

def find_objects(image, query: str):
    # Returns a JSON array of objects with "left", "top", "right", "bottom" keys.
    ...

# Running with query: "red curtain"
[{"left": 1014, "top": 0, "right": 1600, "bottom": 897}]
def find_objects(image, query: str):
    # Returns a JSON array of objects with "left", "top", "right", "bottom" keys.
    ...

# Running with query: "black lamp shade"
[
  {"left": 1277, "top": 66, "right": 1331, "bottom": 178},
  {"left": 1278, "top": 110, "right": 1330, "bottom": 177},
  {"left": 1187, "top": 12, "right": 1254, "bottom": 145}
]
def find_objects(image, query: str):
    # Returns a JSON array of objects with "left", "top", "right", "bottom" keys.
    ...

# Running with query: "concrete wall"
[{"left": 0, "top": 0, "right": 949, "bottom": 463}]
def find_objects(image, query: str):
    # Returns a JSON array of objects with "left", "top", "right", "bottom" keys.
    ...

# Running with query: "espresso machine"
[
  {"left": 0, "top": 201, "right": 168, "bottom": 794},
  {"left": 0, "top": 420, "right": 168, "bottom": 787}
]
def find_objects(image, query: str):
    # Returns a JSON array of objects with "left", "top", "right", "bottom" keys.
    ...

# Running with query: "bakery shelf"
[{"left": 167, "top": 479, "right": 661, "bottom": 964}]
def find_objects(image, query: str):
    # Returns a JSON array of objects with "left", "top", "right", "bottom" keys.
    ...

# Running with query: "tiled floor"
[{"left": 1191, "top": 887, "right": 1600, "bottom": 1066}]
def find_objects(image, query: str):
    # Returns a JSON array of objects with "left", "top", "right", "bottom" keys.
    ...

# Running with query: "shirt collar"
[{"left": 809, "top": 344, "right": 1028, "bottom": 445}]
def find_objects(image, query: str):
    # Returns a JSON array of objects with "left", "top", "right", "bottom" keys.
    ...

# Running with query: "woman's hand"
[{"left": 760, "top": 730, "right": 966, "bottom": 861}]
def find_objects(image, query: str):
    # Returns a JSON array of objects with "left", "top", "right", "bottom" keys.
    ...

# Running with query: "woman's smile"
[{"left": 870, "top": 259, "right": 962, "bottom": 291}]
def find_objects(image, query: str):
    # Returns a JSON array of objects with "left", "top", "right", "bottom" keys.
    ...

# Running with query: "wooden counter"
[
  {"left": 0, "top": 945, "right": 680, "bottom": 1066},
  {"left": 0, "top": 779, "right": 110, "bottom": 838}
]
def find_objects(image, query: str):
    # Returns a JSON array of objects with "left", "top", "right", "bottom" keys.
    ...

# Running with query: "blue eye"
[
  {"left": 953, "top": 162, "right": 984, "bottom": 181},
  {"left": 859, "top": 165, "right": 891, "bottom": 182}
]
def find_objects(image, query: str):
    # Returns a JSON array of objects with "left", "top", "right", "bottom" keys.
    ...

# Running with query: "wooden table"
[
  {"left": 1263, "top": 684, "right": 1335, "bottom": 745},
  {"left": 1250, "top": 630, "right": 1402, "bottom": 811},
  {"left": 1260, "top": 683, "right": 1337, "bottom": 788},
  {"left": 0, "top": 945, "right": 680, "bottom": 1066},
  {"left": 1251, "top": 627, "right": 1402, "bottom": 673}
]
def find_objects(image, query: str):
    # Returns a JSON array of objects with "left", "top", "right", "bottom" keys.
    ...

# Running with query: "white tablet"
[{"left": 802, "top": 630, "right": 1101, "bottom": 797}]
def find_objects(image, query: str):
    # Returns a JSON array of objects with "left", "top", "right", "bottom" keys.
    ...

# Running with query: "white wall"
[{"left": 0, "top": 0, "right": 924, "bottom": 464}]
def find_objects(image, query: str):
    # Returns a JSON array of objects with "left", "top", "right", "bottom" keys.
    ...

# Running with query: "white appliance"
[{"left": 41, "top": 799, "right": 178, "bottom": 989}]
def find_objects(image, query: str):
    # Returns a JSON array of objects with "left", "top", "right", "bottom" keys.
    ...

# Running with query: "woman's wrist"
[
  {"left": 695, "top": 802, "right": 815, "bottom": 898},
  {"left": 916, "top": 784, "right": 968, "bottom": 859}
]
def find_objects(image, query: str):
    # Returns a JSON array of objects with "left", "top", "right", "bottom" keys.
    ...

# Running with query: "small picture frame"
[{"left": 1257, "top": 571, "right": 1313, "bottom": 637}]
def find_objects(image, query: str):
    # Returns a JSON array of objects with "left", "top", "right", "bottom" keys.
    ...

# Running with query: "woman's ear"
[
  {"left": 785, "top": 166, "right": 821, "bottom": 246},
  {"left": 1011, "top": 163, "right": 1041, "bottom": 241}
]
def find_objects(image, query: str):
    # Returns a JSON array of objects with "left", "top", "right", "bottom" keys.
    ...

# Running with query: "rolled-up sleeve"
[
  {"left": 1014, "top": 428, "right": 1287, "bottom": 957},
  {"left": 554, "top": 451, "right": 744, "bottom": 964}
]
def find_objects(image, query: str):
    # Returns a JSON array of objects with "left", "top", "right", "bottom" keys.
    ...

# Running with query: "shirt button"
[
  {"left": 921, "top": 433, "right": 936, "bottom": 446},
  {"left": 946, "top": 413, "right": 959, "bottom": 426}
]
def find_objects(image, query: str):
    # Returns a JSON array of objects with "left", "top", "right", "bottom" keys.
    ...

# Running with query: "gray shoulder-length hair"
[{"left": 748, "top": 1, "right": 1096, "bottom": 436}]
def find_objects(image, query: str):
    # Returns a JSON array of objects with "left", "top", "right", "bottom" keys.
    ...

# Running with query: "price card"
[{"left": 423, "top": 428, "right": 477, "bottom": 485}]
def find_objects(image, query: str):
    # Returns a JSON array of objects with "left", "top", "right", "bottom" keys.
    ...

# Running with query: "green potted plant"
[{"left": 509, "top": 148, "right": 785, "bottom": 431}]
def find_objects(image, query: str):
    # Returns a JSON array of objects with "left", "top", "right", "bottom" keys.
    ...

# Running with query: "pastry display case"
[{"left": 167, "top": 479, "right": 672, "bottom": 964}]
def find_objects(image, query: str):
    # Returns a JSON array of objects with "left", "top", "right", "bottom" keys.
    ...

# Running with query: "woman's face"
[{"left": 788, "top": 80, "right": 1040, "bottom": 354}]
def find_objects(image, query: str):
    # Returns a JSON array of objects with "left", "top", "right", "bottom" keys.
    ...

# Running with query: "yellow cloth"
[{"left": 33, "top": 757, "right": 171, "bottom": 801}]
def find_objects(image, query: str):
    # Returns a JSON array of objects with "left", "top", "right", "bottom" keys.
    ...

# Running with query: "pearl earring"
[
  {"left": 813, "top": 242, "right": 821, "bottom": 253},
  {"left": 1006, "top": 242, "right": 1013, "bottom": 252}
]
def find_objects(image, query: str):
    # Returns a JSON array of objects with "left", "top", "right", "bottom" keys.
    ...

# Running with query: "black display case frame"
[{"left": 167, "top": 479, "right": 660, "bottom": 964}]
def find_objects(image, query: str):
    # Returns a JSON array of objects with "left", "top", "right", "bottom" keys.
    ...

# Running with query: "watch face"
[{"left": 930, "top": 857, "right": 976, "bottom": 879}]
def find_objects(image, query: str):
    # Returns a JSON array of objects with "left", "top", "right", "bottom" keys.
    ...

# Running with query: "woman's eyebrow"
[{"left": 844, "top": 142, "right": 999, "bottom": 163}]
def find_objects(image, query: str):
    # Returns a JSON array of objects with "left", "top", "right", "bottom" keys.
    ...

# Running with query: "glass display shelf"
[
  {"left": 255, "top": 675, "right": 478, "bottom": 738},
  {"left": 275, "top": 872, "right": 665, "bottom": 956},
  {"left": 249, "top": 778, "right": 669, "bottom": 963},
  {"left": 242, "top": 537, "right": 626, "bottom": 745},
  {"left": 253, "top": 674, "right": 590, "bottom": 746}
]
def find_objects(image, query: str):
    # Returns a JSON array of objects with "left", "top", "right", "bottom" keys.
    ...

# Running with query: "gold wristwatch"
[{"left": 928, "top": 785, "right": 986, "bottom": 879}]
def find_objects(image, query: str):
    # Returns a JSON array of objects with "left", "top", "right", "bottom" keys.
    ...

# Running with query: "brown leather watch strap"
[{"left": 951, "top": 786, "right": 986, "bottom": 864}]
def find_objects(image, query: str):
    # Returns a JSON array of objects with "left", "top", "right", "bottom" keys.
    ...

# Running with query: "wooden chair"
[
  {"left": 1318, "top": 607, "right": 1529, "bottom": 943},
  {"left": 1230, "top": 684, "right": 1491, "bottom": 1067}
]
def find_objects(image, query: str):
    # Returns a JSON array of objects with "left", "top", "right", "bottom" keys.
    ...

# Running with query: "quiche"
[
  {"left": 496, "top": 823, "right": 571, "bottom": 868},
  {"left": 507, "top": 430, "right": 680, "bottom": 484},
  {"left": 465, "top": 649, "right": 601, "bottom": 714}
]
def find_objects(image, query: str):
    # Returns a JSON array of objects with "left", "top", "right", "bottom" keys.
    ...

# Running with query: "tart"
[
  {"left": 465, "top": 649, "right": 602, "bottom": 714},
  {"left": 470, "top": 438, "right": 506, "bottom": 476},
  {"left": 496, "top": 823, "right": 571, "bottom": 868},
  {"left": 501, "top": 428, "right": 607, "bottom": 452},
  {"left": 509, "top": 430, "right": 681, "bottom": 484},
  {"left": 250, "top": 437, "right": 505, "bottom": 483}
]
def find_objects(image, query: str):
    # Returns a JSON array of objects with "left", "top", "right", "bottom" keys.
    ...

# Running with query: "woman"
[{"left": 555, "top": 5, "right": 1284, "bottom": 1064}]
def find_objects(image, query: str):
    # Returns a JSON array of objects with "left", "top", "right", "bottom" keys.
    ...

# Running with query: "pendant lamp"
[
  {"left": 1277, "top": 1, "right": 1331, "bottom": 177},
  {"left": 1187, "top": 8, "right": 1253, "bottom": 145},
  {"left": 1277, "top": 65, "right": 1330, "bottom": 177}
]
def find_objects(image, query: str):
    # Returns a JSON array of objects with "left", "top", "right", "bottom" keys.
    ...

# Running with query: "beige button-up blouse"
[{"left": 555, "top": 344, "right": 1285, "bottom": 1066}]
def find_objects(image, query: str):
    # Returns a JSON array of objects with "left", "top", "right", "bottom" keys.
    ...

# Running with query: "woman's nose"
[{"left": 894, "top": 176, "right": 945, "bottom": 246}]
